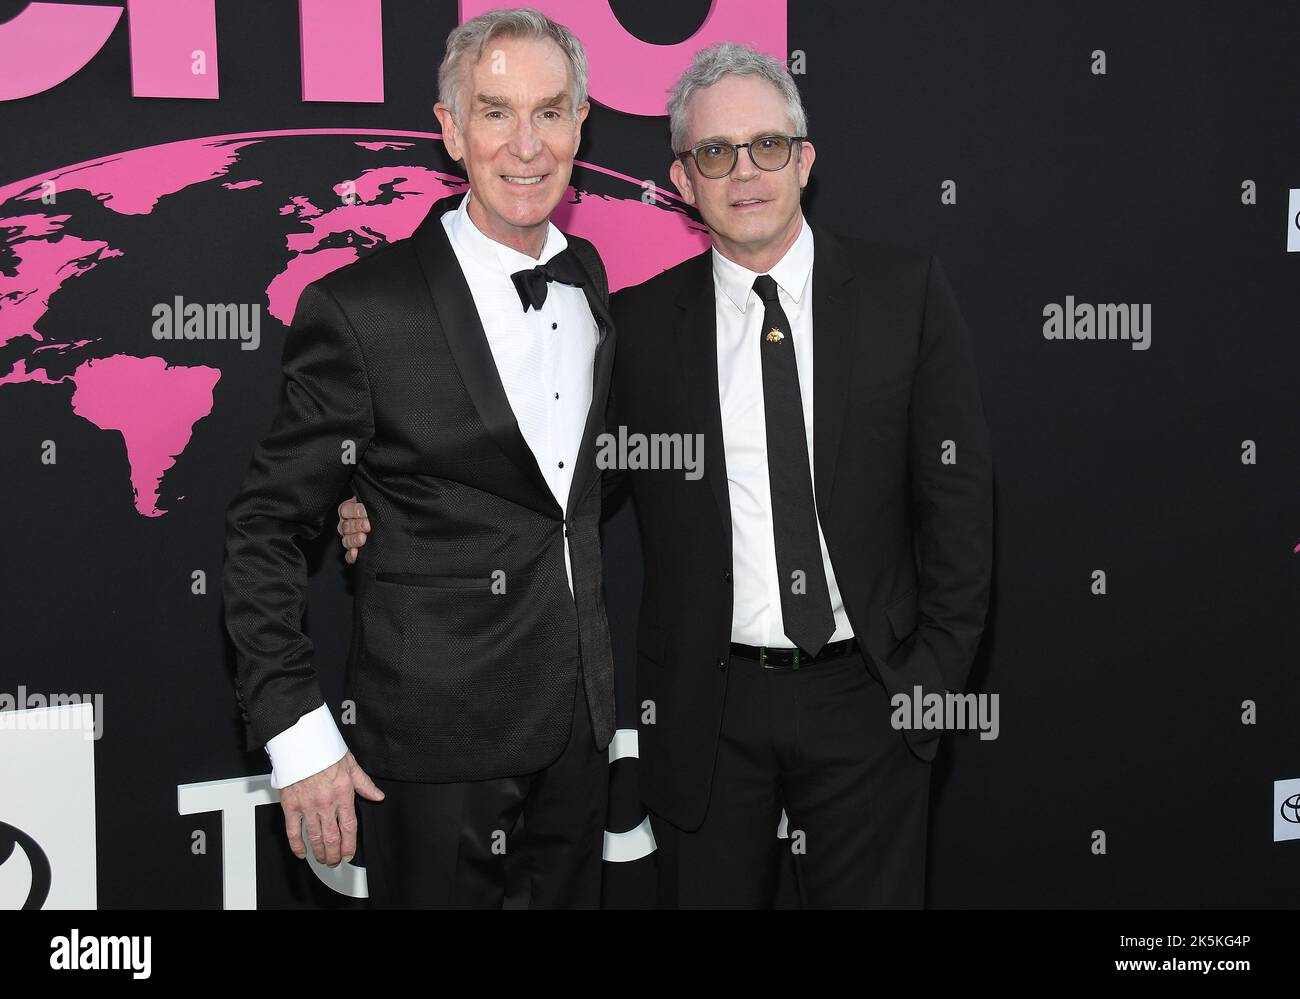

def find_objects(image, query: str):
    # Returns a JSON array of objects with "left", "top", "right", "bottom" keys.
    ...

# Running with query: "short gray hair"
[
  {"left": 667, "top": 42, "right": 808, "bottom": 153},
  {"left": 438, "top": 7, "right": 589, "bottom": 123}
]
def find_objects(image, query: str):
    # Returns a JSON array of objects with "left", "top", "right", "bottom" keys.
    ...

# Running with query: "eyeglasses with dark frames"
[{"left": 676, "top": 134, "right": 808, "bottom": 179}]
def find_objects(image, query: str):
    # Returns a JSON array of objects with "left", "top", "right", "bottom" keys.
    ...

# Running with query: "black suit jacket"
[
  {"left": 223, "top": 191, "right": 617, "bottom": 782},
  {"left": 608, "top": 223, "right": 993, "bottom": 830}
]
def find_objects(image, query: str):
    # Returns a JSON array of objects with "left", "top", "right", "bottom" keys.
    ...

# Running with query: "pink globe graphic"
[{"left": 0, "top": 129, "right": 710, "bottom": 517}]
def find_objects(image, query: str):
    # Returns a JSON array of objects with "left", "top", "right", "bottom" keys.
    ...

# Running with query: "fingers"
[
  {"left": 336, "top": 760, "right": 382, "bottom": 864},
  {"left": 281, "top": 759, "right": 358, "bottom": 866},
  {"left": 284, "top": 805, "right": 307, "bottom": 860},
  {"left": 337, "top": 496, "right": 362, "bottom": 518},
  {"left": 303, "top": 800, "right": 344, "bottom": 867},
  {"left": 336, "top": 500, "right": 367, "bottom": 531},
  {"left": 305, "top": 808, "right": 328, "bottom": 864},
  {"left": 340, "top": 511, "right": 367, "bottom": 574},
  {"left": 337, "top": 499, "right": 369, "bottom": 571},
  {"left": 337, "top": 800, "right": 359, "bottom": 863},
  {"left": 340, "top": 533, "right": 364, "bottom": 567},
  {"left": 348, "top": 759, "right": 386, "bottom": 802},
  {"left": 321, "top": 808, "right": 344, "bottom": 867}
]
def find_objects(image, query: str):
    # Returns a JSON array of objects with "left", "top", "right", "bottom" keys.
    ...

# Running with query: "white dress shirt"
[
  {"left": 712, "top": 212, "right": 855, "bottom": 649},
  {"left": 264, "top": 189, "right": 598, "bottom": 788}
]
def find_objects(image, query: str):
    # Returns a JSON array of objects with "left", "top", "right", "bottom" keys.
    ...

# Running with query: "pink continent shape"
[{"left": 67, "top": 355, "right": 221, "bottom": 517}]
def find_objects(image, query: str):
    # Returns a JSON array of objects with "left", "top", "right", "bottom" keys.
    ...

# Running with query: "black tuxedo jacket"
[
  {"left": 223, "top": 191, "right": 617, "bottom": 783},
  {"left": 608, "top": 223, "right": 994, "bottom": 830}
]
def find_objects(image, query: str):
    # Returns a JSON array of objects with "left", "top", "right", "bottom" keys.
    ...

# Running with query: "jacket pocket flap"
[{"left": 375, "top": 572, "right": 492, "bottom": 590}]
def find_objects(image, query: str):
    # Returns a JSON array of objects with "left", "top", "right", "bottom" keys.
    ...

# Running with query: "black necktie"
[
  {"left": 510, "top": 247, "right": 588, "bottom": 312},
  {"left": 753, "top": 273, "right": 836, "bottom": 657}
]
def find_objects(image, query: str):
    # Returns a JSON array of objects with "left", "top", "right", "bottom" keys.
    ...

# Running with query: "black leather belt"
[{"left": 728, "top": 638, "right": 859, "bottom": 670}]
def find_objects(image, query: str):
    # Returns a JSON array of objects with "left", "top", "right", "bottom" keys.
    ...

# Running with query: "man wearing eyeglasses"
[
  {"left": 340, "top": 41, "right": 993, "bottom": 908},
  {"left": 608, "top": 42, "right": 993, "bottom": 908}
]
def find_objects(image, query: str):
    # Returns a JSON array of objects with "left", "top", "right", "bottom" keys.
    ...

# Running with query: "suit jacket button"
[
  {"left": 716, "top": 657, "right": 727, "bottom": 671},
  {"left": 722, "top": 569, "right": 732, "bottom": 582}
]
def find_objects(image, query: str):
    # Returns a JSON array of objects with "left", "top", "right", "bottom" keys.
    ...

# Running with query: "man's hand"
[
  {"left": 279, "top": 750, "right": 384, "bottom": 865},
  {"left": 337, "top": 497, "right": 370, "bottom": 564}
]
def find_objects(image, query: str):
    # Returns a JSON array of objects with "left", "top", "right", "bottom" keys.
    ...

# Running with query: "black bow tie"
[{"left": 510, "top": 247, "right": 588, "bottom": 313}]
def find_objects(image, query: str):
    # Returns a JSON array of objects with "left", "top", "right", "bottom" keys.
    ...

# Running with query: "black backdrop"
[{"left": 1, "top": 0, "right": 1297, "bottom": 910}]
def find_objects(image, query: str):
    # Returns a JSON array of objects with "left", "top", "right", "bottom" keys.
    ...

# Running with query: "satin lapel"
[
  {"left": 810, "top": 223, "right": 858, "bottom": 515},
  {"left": 673, "top": 251, "right": 732, "bottom": 550},
  {"left": 565, "top": 278, "right": 615, "bottom": 519},
  {"left": 410, "top": 192, "right": 556, "bottom": 510}
]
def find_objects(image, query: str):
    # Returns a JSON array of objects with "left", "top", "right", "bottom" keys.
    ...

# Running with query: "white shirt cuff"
[{"left": 265, "top": 704, "right": 348, "bottom": 789}]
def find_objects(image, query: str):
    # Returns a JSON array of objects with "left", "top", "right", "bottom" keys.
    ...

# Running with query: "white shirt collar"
[
  {"left": 445, "top": 187, "right": 569, "bottom": 275},
  {"left": 711, "top": 212, "right": 814, "bottom": 313}
]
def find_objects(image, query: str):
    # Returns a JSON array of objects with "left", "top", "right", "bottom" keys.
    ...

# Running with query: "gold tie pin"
[{"left": 766, "top": 327, "right": 785, "bottom": 343}]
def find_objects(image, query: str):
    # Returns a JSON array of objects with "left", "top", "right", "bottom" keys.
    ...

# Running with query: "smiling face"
[
  {"left": 434, "top": 35, "right": 589, "bottom": 257},
  {"left": 669, "top": 73, "right": 815, "bottom": 270}
]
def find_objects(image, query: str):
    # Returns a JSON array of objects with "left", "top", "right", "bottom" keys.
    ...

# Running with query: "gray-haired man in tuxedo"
[{"left": 224, "top": 8, "right": 617, "bottom": 908}]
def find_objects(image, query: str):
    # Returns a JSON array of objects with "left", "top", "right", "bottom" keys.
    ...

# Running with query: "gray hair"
[
  {"left": 437, "top": 7, "right": 589, "bottom": 123},
  {"left": 667, "top": 42, "right": 808, "bottom": 153}
]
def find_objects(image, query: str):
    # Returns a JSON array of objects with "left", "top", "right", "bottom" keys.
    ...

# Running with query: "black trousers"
[
  {"left": 358, "top": 676, "right": 608, "bottom": 908},
  {"left": 650, "top": 650, "right": 933, "bottom": 908}
]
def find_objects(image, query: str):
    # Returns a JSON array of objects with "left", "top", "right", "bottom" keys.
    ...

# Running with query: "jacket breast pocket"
[{"left": 885, "top": 586, "right": 918, "bottom": 641}]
